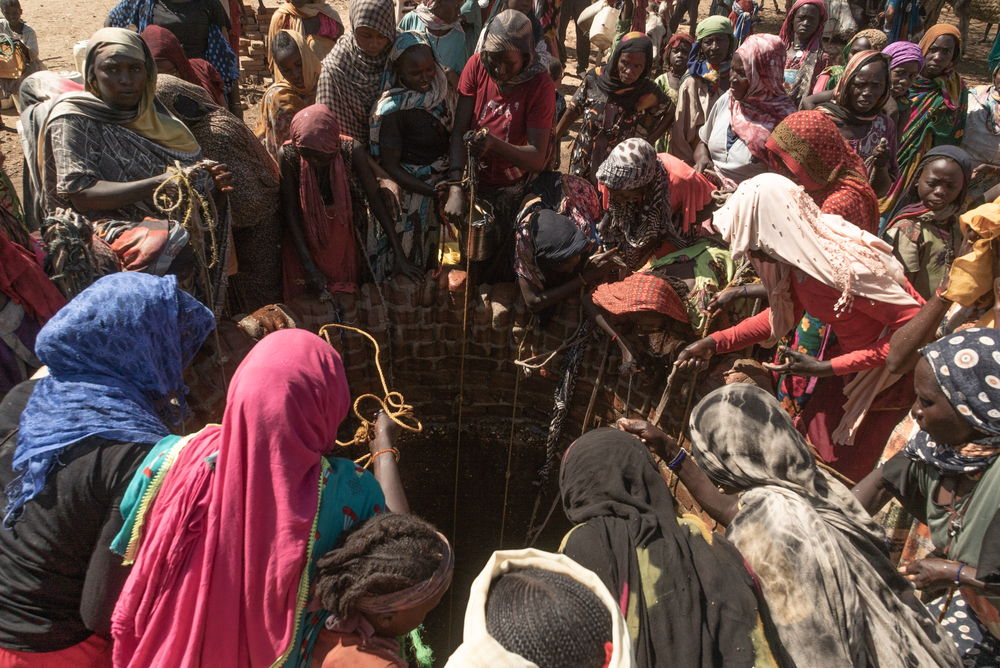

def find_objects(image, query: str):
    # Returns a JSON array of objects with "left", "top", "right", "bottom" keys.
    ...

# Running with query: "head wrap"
[
  {"left": 665, "top": 31, "right": 695, "bottom": 52},
  {"left": 62, "top": 27, "right": 199, "bottom": 153},
  {"left": 356, "top": 532, "right": 455, "bottom": 614},
  {"left": 686, "top": 16, "right": 733, "bottom": 82},
  {"left": 887, "top": 144, "right": 973, "bottom": 226},
  {"left": 689, "top": 384, "right": 961, "bottom": 668},
  {"left": 767, "top": 110, "right": 878, "bottom": 232},
  {"left": 596, "top": 32, "right": 653, "bottom": 102},
  {"left": 141, "top": 24, "right": 226, "bottom": 106},
  {"left": 596, "top": 139, "right": 680, "bottom": 269},
  {"left": 843, "top": 28, "right": 887, "bottom": 60},
  {"left": 444, "top": 549, "right": 633, "bottom": 667},
  {"left": 904, "top": 328, "right": 1000, "bottom": 472},
  {"left": 590, "top": 271, "right": 688, "bottom": 322},
  {"left": 370, "top": 31, "right": 455, "bottom": 156},
  {"left": 111, "top": 330, "right": 354, "bottom": 667},
  {"left": 919, "top": 23, "right": 962, "bottom": 72},
  {"left": 4, "top": 274, "right": 214, "bottom": 527},
  {"left": 711, "top": 172, "right": 916, "bottom": 348},
  {"left": 480, "top": 9, "right": 546, "bottom": 88},
  {"left": 780, "top": 0, "right": 827, "bottom": 52},
  {"left": 559, "top": 428, "right": 770, "bottom": 667},
  {"left": 532, "top": 210, "right": 590, "bottom": 266},
  {"left": 287, "top": 104, "right": 355, "bottom": 291},
  {"left": 765, "top": 110, "right": 879, "bottom": 232},
  {"left": 316, "top": 0, "right": 395, "bottom": 141},
  {"left": 729, "top": 33, "right": 797, "bottom": 161},
  {"left": 267, "top": 0, "right": 343, "bottom": 58},
  {"left": 943, "top": 199, "right": 1000, "bottom": 307},
  {"left": 882, "top": 40, "right": 924, "bottom": 70},
  {"left": 822, "top": 50, "right": 891, "bottom": 123},
  {"left": 413, "top": 0, "right": 464, "bottom": 33},
  {"left": 270, "top": 29, "right": 322, "bottom": 96}
]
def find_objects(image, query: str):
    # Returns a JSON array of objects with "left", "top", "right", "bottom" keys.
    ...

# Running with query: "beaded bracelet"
[{"left": 667, "top": 448, "right": 687, "bottom": 471}]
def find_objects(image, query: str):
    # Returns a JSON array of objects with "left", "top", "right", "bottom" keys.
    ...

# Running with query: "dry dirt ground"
[{"left": 8, "top": 0, "right": 994, "bottom": 203}]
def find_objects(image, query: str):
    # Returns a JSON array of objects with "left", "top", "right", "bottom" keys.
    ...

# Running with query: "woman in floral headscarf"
[
  {"left": 881, "top": 24, "right": 969, "bottom": 218},
  {"left": 855, "top": 328, "right": 1000, "bottom": 666},
  {"left": 780, "top": 0, "right": 830, "bottom": 105},
  {"left": 694, "top": 32, "right": 796, "bottom": 185},
  {"left": 369, "top": 31, "right": 455, "bottom": 280},
  {"left": 556, "top": 32, "right": 673, "bottom": 185}
]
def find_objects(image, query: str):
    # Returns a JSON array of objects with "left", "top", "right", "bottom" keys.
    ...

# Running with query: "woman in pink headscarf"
[
  {"left": 728, "top": 33, "right": 798, "bottom": 162},
  {"left": 110, "top": 329, "right": 407, "bottom": 668},
  {"left": 279, "top": 104, "right": 419, "bottom": 301},
  {"left": 780, "top": 0, "right": 830, "bottom": 105}
]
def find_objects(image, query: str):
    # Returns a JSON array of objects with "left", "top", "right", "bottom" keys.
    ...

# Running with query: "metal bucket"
[{"left": 466, "top": 199, "right": 495, "bottom": 262}]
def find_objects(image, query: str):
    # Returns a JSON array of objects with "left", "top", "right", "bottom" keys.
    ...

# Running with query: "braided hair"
[
  {"left": 485, "top": 568, "right": 612, "bottom": 668},
  {"left": 315, "top": 513, "right": 446, "bottom": 620},
  {"left": 271, "top": 30, "right": 297, "bottom": 61}
]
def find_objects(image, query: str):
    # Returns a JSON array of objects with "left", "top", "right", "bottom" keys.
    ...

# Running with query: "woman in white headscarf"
[{"left": 675, "top": 172, "right": 922, "bottom": 481}]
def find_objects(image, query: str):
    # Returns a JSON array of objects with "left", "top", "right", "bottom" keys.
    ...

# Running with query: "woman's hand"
[
  {"left": 581, "top": 248, "right": 620, "bottom": 285},
  {"left": 616, "top": 418, "right": 679, "bottom": 460},
  {"left": 706, "top": 286, "right": 744, "bottom": 314},
  {"left": 467, "top": 130, "right": 495, "bottom": 158},
  {"left": 206, "top": 162, "right": 234, "bottom": 194},
  {"left": 444, "top": 186, "right": 466, "bottom": 224},
  {"left": 675, "top": 336, "right": 717, "bottom": 373},
  {"left": 372, "top": 410, "right": 400, "bottom": 451},
  {"left": 694, "top": 153, "right": 714, "bottom": 174},
  {"left": 763, "top": 347, "right": 834, "bottom": 377},
  {"left": 900, "top": 558, "right": 959, "bottom": 589},
  {"left": 393, "top": 255, "right": 425, "bottom": 281}
]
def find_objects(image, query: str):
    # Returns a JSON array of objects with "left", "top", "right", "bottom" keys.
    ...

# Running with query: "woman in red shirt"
[
  {"left": 677, "top": 173, "right": 923, "bottom": 480},
  {"left": 444, "top": 9, "right": 555, "bottom": 282}
]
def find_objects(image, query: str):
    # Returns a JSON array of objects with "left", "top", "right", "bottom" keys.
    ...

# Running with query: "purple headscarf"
[{"left": 882, "top": 40, "right": 924, "bottom": 70}]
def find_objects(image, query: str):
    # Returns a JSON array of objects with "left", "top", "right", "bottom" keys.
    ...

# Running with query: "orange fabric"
[
  {"left": 0, "top": 635, "right": 111, "bottom": 668},
  {"left": 591, "top": 272, "right": 689, "bottom": 322}
]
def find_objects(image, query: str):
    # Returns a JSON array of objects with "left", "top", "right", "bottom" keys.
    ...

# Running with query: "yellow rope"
[
  {"left": 319, "top": 323, "right": 422, "bottom": 450},
  {"left": 153, "top": 161, "right": 220, "bottom": 269}
]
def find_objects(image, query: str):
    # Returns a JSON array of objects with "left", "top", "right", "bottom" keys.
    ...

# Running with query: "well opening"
[{"left": 287, "top": 274, "right": 718, "bottom": 655}]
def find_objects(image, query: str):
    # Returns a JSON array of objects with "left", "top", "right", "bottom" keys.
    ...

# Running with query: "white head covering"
[
  {"left": 445, "top": 549, "right": 635, "bottom": 668},
  {"left": 711, "top": 172, "right": 917, "bottom": 347}
]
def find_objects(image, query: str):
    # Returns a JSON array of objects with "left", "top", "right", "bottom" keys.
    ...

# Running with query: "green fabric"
[
  {"left": 650, "top": 238, "right": 738, "bottom": 332},
  {"left": 884, "top": 214, "right": 962, "bottom": 300},
  {"left": 111, "top": 434, "right": 184, "bottom": 556},
  {"left": 695, "top": 15, "right": 733, "bottom": 41},
  {"left": 990, "top": 30, "right": 1000, "bottom": 74}
]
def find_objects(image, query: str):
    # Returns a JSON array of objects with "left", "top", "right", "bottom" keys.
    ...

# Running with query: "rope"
[
  {"left": 499, "top": 316, "right": 533, "bottom": 547},
  {"left": 318, "top": 323, "right": 422, "bottom": 451},
  {"left": 153, "top": 162, "right": 220, "bottom": 269}
]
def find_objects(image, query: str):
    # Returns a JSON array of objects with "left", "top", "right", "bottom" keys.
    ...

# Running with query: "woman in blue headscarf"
[
  {"left": 855, "top": 328, "right": 1000, "bottom": 666},
  {"left": 0, "top": 273, "right": 214, "bottom": 666}
]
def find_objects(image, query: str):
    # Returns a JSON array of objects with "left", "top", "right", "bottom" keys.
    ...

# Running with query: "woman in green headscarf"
[
  {"left": 668, "top": 16, "right": 733, "bottom": 165},
  {"left": 815, "top": 28, "right": 887, "bottom": 92}
]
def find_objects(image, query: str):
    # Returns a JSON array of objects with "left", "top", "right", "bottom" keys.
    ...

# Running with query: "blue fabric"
[
  {"left": 904, "top": 327, "right": 1000, "bottom": 473},
  {"left": 3, "top": 273, "right": 215, "bottom": 527},
  {"left": 106, "top": 0, "right": 240, "bottom": 92}
]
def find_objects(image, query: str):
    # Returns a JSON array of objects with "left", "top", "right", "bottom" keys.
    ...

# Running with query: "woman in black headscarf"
[
  {"left": 558, "top": 427, "right": 782, "bottom": 667},
  {"left": 554, "top": 32, "right": 674, "bottom": 185}
]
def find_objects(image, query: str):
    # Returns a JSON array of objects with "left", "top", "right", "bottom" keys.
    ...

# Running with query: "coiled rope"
[{"left": 319, "top": 323, "right": 422, "bottom": 455}]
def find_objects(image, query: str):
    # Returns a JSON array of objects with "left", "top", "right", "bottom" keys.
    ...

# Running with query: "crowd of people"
[{"left": 0, "top": 0, "right": 997, "bottom": 664}]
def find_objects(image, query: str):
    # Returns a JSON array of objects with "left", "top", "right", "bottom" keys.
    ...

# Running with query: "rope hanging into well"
[
  {"left": 319, "top": 323, "right": 422, "bottom": 454},
  {"left": 153, "top": 161, "right": 220, "bottom": 270}
]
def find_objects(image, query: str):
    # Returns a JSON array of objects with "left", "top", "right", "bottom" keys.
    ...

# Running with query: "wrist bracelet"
[
  {"left": 666, "top": 448, "right": 687, "bottom": 471},
  {"left": 370, "top": 448, "right": 400, "bottom": 465},
  {"left": 955, "top": 563, "right": 966, "bottom": 586}
]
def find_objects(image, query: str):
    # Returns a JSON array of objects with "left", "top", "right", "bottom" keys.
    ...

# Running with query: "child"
[
  {"left": 652, "top": 32, "right": 693, "bottom": 151},
  {"left": 311, "top": 513, "right": 454, "bottom": 668},
  {"left": 0, "top": 0, "right": 40, "bottom": 109},
  {"left": 883, "top": 146, "right": 973, "bottom": 300}
]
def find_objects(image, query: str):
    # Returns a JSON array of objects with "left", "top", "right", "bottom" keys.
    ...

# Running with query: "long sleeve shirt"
[
  {"left": 0, "top": 20, "right": 38, "bottom": 60},
  {"left": 710, "top": 270, "right": 924, "bottom": 375}
]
